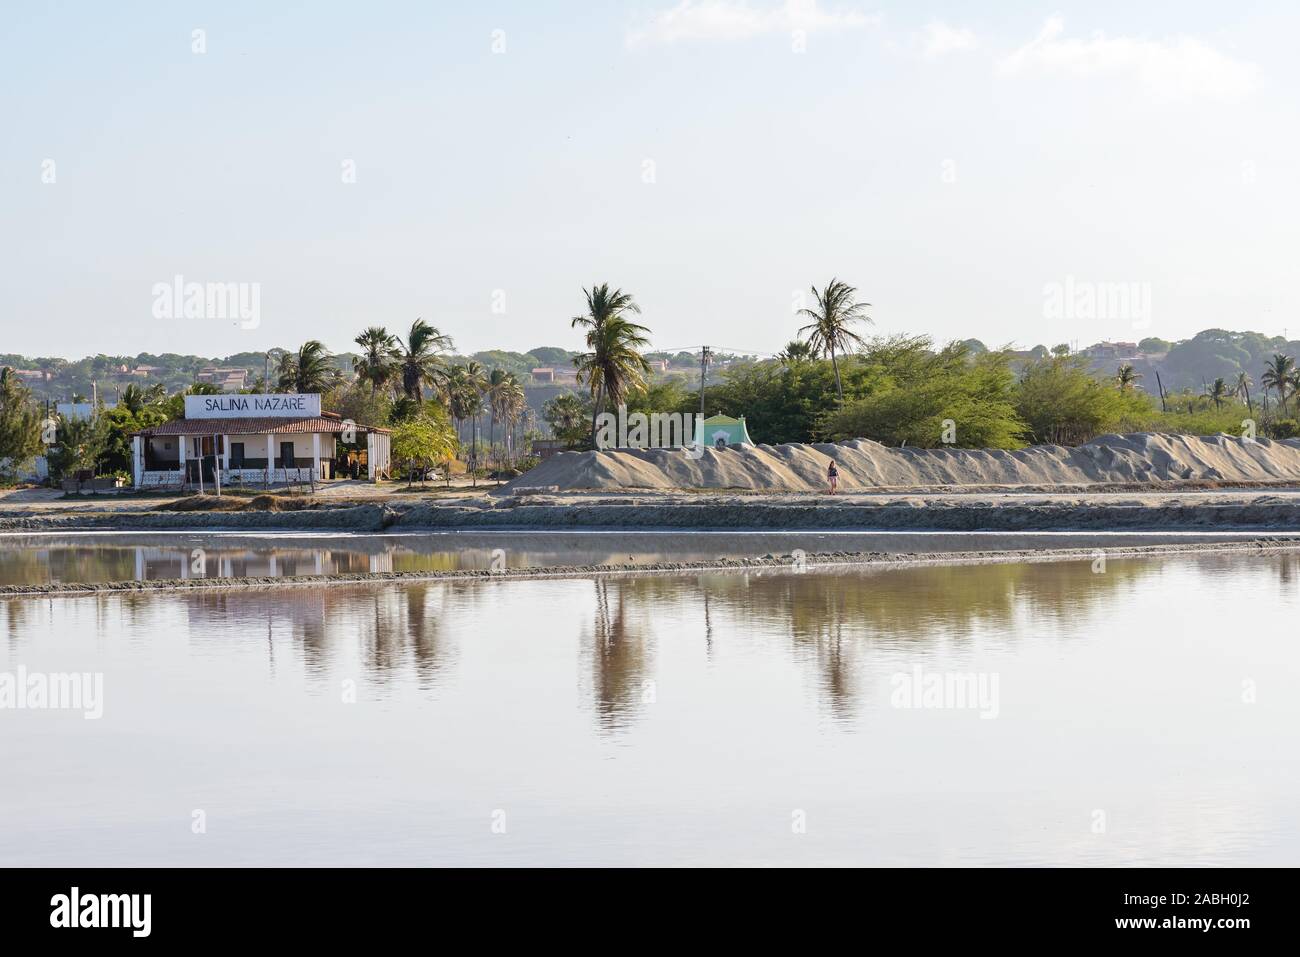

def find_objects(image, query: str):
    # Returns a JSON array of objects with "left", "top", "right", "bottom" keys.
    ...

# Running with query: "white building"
[{"left": 130, "top": 393, "right": 391, "bottom": 488}]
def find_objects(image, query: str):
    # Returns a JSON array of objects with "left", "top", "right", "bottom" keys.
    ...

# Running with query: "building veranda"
[{"left": 130, "top": 393, "right": 391, "bottom": 489}]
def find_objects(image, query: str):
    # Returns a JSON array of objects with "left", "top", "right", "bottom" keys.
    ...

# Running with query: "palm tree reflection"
[{"left": 581, "top": 579, "right": 654, "bottom": 734}]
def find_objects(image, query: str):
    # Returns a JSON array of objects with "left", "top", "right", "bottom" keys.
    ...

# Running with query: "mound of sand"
[{"left": 511, "top": 434, "right": 1300, "bottom": 492}]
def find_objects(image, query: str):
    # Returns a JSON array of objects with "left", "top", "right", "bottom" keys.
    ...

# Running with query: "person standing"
[{"left": 827, "top": 460, "right": 839, "bottom": 494}]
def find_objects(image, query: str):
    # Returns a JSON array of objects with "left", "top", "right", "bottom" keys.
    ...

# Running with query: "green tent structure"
[{"left": 697, "top": 414, "right": 753, "bottom": 448}]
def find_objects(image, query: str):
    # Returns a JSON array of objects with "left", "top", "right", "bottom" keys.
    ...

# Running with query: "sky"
[{"left": 2, "top": 0, "right": 1298, "bottom": 361}]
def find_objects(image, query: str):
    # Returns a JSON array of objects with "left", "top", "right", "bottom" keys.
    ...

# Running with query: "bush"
[
  {"left": 1269, "top": 419, "right": 1300, "bottom": 439},
  {"left": 1014, "top": 355, "right": 1148, "bottom": 445},
  {"left": 823, "top": 346, "right": 1024, "bottom": 448}
]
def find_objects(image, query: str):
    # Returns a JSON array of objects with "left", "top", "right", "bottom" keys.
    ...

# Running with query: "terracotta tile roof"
[{"left": 135, "top": 416, "right": 389, "bottom": 436}]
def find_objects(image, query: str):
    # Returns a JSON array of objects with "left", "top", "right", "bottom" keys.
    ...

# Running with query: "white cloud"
[
  {"left": 626, "top": 0, "right": 878, "bottom": 48},
  {"left": 998, "top": 17, "right": 1260, "bottom": 102},
  {"left": 921, "top": 20, "right": 977, "bottom": 59}
]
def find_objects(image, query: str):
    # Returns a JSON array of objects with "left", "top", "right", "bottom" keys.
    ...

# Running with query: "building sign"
[{"left": 184, "top": 393, "right": 321, "bottom": 419}]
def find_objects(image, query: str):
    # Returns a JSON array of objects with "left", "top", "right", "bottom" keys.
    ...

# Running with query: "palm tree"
[
  {"left": 353, "top": 327, "right": 399, "bottom": 396},
  {"left": 395, "top": 319, "right": 454, "bottom": 401},
  {"left": 1115, "top": 364, "right": 1142, "bottom": 392},
  {"left": 571, "top": 284, "right": 648, "bottom": 439},
  {"left": 501, "top": 377, "right": 527, "bottom": 466},
  {"left": 277, "top": 340, "right": 334, "bottom": 393},
  {"left": 574, "top": 316, "right": 652, "bottom": 444},
  {"left": 118, "top": 383, "right": 147, "bottom": 415},
  {"left": 274, "top": 351, "right": 297, "bottom": 391},
  {"left": 1235, "top": 371, "right": 1254, "bottom": 414},
  {"left": 1261, "top": 354, "right": 1295, "bottom": 416},
  {"left": 485, "top": 369, "right": 526, "bottom": 467},
  {"left": 796, "top": 278, "right": 872, "bottom": 402},
  {"left": 445, "top": 361, "right": 487, "bottom": 450},
  {"left": 777, "top": 339, "right": 816, "bottom": 365},
  {"left": 1203, "top": 377, "right": 1230, "bottom": 410}
]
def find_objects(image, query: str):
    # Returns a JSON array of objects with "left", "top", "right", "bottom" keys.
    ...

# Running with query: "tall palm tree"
[
  {"left": 1261, "top": 354, "right": 1295, "bottom": 416},
  {"left": 1204, "top": 377, "right": 1230, "bottom": 410},
  {"left": 353, "top": 327, "right": 399, "bottom": 396},
  {"left": 571, "top": 284, "right": 647, "bottom": 439},
  {"left": 501, "top": 377, "right": 527, "bottom": 465},
  {"left": 484, "top": 369, "right": 526, "bottom": 465},
  {"left": 574, "top": 316, "right": 652, "bottom": 444},
  {"left": 1115, "top": 364, "right": 1142, "bottom": 392},
  {"left": 395, "top": 319, "right": 454, "bottom": 401},
  {"left": 445, "top": 361, "right": 487, "bottom": 450},
  {"left": 277, "top": 340, "right": 334, "bottom": 393},
  {"left": 1235, "top": 370, "right": 1253, "bottom": 415},
  {"left": 796, "top": 278, "right": 872, "bottom": 402},
  {"left": 484, "top": 368, "right": 509, "bottom": 455}
]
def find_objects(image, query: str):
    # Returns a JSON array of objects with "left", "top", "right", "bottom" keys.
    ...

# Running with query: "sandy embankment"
[{"left": 512, "top": 433, "right": 1300, "bottom": 492}]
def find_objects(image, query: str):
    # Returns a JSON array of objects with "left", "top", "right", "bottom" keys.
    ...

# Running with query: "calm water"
[
  {"left": 1, "top": 529, "right": 1295, "bottom": 585},
  {"left": 2, "top": 550, "right": 1298, "bottom": 866}
]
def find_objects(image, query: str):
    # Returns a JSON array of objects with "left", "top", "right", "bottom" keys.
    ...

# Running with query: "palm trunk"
[
  {"left": 590, "top": 381, "right": 605, "bottom": 445},
  {"left": 830, "top": 347, "right": 843, "bottom": 403}
]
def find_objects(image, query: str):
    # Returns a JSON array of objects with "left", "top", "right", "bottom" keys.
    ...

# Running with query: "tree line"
[{"left": 6, "top": 282, "right": 1300, "bottom": 485}]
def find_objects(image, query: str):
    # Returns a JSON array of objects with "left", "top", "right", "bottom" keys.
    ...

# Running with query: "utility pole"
[{"left": 698, "top": 346, "right": 711, "bottom": 417}]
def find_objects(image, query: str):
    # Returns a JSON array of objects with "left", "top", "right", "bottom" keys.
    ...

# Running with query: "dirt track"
[{"left": 4, "top": 486, "right": 1300, "bottom": 533}]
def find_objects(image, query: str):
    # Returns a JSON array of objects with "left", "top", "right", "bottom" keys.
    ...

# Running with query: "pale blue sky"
[{"left": 3, "top": 1, "right": 1297, "bottom": 359}]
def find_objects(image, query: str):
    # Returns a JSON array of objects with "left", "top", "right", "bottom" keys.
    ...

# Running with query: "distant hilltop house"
[
  {"left": 531, "top": 366, "right": 579, "bottom": 385},
  {"left": 110, "top": 363, "right": 157, "bottom": 377},
  {"left": 12, "top": 369, "right": 51, "bottom": 383},
  {"left": 196, "top": 367, "right": 249, "bottom": 391},
  {"left": 698, "top": 414, "right": 752, "bottom": 448}
]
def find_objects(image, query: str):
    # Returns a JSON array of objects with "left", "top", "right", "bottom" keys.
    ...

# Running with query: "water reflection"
[
  {"left": 3, "top": 530, "right": 1292, "bottom": 587},
  {"left": 4, "top": 550, "right": 1299, "bottom": 866},
  {"left": 0, "top": 551, "right": 1182, "bottom": 724},
  {"left": 582, "top": 580, "right": 654, "bottom": 732}
]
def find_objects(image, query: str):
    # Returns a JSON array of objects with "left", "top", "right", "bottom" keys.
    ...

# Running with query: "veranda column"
[
  {"left": 177, "top": 434, "right": 187, "bottom": 486},
  {"left": 131, "top": 435, "right": 144, "bottom": 487},
  {"left": 312, "top": 432, "right": 321, "bottom": 482},
  {"left": 266, "top": 432, "right": 275, "bottom": 487}
]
